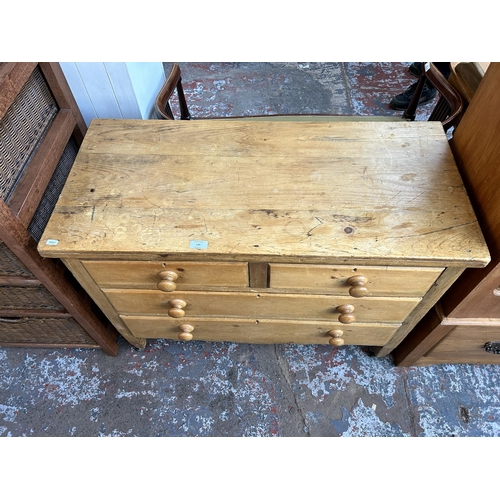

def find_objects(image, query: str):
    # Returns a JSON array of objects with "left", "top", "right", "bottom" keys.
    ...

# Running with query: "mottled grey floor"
[
  {"left": 1, "top": 63, "right": 499, "bottom": 437},
  {"left": 1, "top": 339, "right": 500, "bottom": 436}
]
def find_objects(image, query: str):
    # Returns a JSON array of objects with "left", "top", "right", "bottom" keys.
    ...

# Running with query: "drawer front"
[
  {"left": 0, "top": 316, "right": 98, "bottom": 346},
  {"left": 0, "top": 241, "right": 36, "bottom": 277},
  {"left": 105, "top": 289, "right": 418, "bottom": 323},
  {"left": 269, "top": 264, "right": 443, "bottom": 297},
  {"left": 423, "top": 324, "right": 500, "bottom": 364},
  {"left": 82, "top": 261, "right": 249, "bottom": 289},
  {"left": 0, "top": 283, "right": 64, "bottom": 311},
  {"left": 120, "top": 315, "right": 398, "bottom": 346}
]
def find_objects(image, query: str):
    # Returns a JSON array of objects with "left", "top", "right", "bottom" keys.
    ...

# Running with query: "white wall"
[{"left": 60, "top": 62, "right": 166, "bottom": 125}]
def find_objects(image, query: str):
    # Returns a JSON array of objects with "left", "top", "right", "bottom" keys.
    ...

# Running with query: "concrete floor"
[{"left": 1, "top": 62, "right": 500, "bottom": 437}]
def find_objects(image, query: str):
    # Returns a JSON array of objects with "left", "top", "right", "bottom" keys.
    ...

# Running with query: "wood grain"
[
  {"left": 103, "top": 289, "right": 419, "bottom": 323},
  {"left": 120, "top": 315, "right": 398, "bottom": 345},
  {"left": 36, "top": 119, "right": 490, "bottom": 352},
  {"left": 377, "top": 266, "right": 465, "bottom": 357},
  {"left": 269, "top": 263, "right": 442, "bottom": 296},
  {"left": 82, "top": 260, "right": 249, "bottom": 289},
  {"left": 39, "top": 120, "right": 489, "bottom": 267},
  {"left": 62, "top": 258, "right": 145, "bottom": 349},
  {"left": 422, "top": 323, "right": 500, "bottom": 364},
  {"left": 451, "top": 63, "right": 500, "bottom": 259},
  {"left": 38, "top": 62, "right": 87, "bottom": 144}
]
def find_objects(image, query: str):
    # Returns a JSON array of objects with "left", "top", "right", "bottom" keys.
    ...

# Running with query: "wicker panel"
[
  {"left": 0, "top": 240, "right": 35, "bottom": 277},
  {"left": 0, "top": 316, "right": 97, "bottom": 345},
  {"left": 0, "top": 137, "right": 79, "bottom": 273},
  {"left": 0, "top": 283, "right": 64, "bottom": 310},
  {"left": 28, "top": 137, "right": 78, "bottom": 242},
  {"left": 0, "top": 66, "right": 59, "bottom": 201}
]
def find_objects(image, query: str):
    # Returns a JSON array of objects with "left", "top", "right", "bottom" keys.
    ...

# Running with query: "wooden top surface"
[{"left": 38, "top": 119, "right": 490, "bottom": 267}]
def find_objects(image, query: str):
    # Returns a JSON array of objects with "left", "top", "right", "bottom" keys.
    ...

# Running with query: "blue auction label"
[{"left": 190, "top": 240, "right": 208, "bottom": 250}]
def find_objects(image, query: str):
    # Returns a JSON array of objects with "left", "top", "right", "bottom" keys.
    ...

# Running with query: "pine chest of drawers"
[{"left": 38, "top": 119, "right": 490, "bottom": 356}]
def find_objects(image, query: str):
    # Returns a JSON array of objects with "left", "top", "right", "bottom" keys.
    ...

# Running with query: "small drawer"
[
  {"left": 120, "top": 315, "right": 399, "bottom": 346},
  {"left": 269, "top": 264, "right": 443, "bottom": 297},
  {"left": 82, "top": 260, "right": 249, "bottom": 290},
  {"left": 104, "top": 289, "right": 418, "bottom": 323}
]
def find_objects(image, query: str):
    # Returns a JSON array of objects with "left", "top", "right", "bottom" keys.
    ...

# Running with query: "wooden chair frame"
[
  {"left": 155, "top": 63, "right": 191, "bottom": 120},
  {"left": 155, "top": 62, "right": 463, "bottom": 131},
  {"left": 403, "top": 62, "right": 464, "bottom": 131}
]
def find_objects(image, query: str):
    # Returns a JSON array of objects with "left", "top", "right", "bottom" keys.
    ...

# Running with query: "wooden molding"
[
  {"left": 7, "top": 109, "right": 76, "bottom": 226},
  {"left": 0, "top": 62, "right": 37, "bottom": 120},
  {"left": 39, "top": 62, "right": 88, "bottom": 144}
]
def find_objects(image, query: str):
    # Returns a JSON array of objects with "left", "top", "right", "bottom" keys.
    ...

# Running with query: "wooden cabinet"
[
  {"left": 420, "top": 323, "right": 500, "bottom": 364},
  {"left": 403, "top": 301, "right": 500, "bottom": 365},
  {"left": 0, "top": 63, "right": 118, "bottom": 354},
  {"left": 37, "top": 119, "right": 489, "bottom": 354},
  {"left": 394, "top": 63, "right": 500, "bottom": 365}
]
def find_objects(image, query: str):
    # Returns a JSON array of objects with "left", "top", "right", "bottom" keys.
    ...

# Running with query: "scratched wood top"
[{"left": 38, "top": 119, "right": 489, "bottom": 267}]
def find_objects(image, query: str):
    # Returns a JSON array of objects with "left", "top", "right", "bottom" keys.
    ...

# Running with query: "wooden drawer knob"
[
  {"left": 178, "top": 324, "right": 194, "bottom": 341},
  {"left": 336, "top": 304, "right": 356, "bottom": 324},
  {"left": 157, "top": 270, "right": 179, "bottom": 292},
  {"left": 328, "top": 329, "right": 344, "bottom": 346},
  {"left": 347, "top": 275, "right": 368, "bottom": 297},
  {"left": 168, "top": 299, "right": 186, "bottom": 318}
]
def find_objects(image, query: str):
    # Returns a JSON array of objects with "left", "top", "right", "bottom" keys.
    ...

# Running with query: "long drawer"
[
  {"left": 422, "top": 324, "right": 500, "bottom": 364},
  {"left": 0, "top": 282, "right": 64, "bottom": 311},
  {"left": 0, "top": 316, "right": 98, "bottom": 346},
  {"left": 269, "top": 264, "right": 443, "bottom": 296},
  {"left": 120, "top": 315, "right": 398, "bottom": 346},
  {"left": 82, "top": 260, "right": 249, "bottom": 289},
  {"left": 105, "top": 289, "right": 418, "bottom": 323}
]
